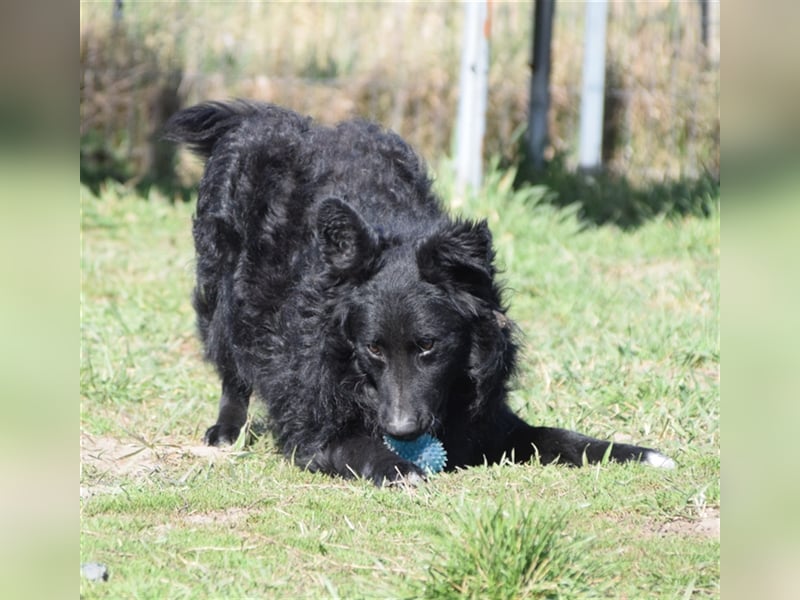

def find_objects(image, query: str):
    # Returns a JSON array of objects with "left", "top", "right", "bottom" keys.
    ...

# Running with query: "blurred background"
[{"left": 80, "top": 0, "right": 719, "bottom": 227}]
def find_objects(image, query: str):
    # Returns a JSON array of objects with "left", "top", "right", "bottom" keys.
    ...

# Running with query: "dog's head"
[{"left": 318, "top": 198, "right": 517, "bottom": 438}]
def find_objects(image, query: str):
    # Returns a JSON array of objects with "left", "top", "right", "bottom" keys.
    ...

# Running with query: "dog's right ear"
[
  {"left": 316, "top": 198, "right": 380, "bottom": 277},
  {"left": 416, "top": 219, "right": 498, "bottom": 306}
]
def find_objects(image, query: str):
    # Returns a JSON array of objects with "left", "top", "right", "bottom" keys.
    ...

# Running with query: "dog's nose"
[{"left": 383, "top": 414, "right": 421, "bottom": 440}]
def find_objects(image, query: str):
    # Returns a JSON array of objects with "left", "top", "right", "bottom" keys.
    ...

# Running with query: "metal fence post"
[
  {"left": 578, "top": 0, "right": 608, "bottom": 172},
  {"left": 455, "top": 1, "right": 490, "bottom": 191}
]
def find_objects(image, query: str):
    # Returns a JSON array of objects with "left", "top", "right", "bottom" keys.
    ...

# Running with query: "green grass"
[
  {"left": 417, "top": 500, "right": 600, "bottom": 599},
  {"left": 80, "top": 172, "right": 719, "bottom": 598}
]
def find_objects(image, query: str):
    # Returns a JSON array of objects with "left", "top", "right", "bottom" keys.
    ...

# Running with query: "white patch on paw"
[
  {"left": 644, "top": 451, "right": 676, "bottom": 469},
  {"left": 384, "top": 467, "right": 426, "bottom": 488},
  {"left": 403, "top": 471, "right": 426, "bottom": 487}
]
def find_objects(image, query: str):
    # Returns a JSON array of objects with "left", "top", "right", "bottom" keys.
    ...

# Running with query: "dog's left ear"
[
  {"left": 317, "top": 198, "right": 380, "bottom": 277},
  {"left": 467, "top": 309, "right": 517, "bottom": 417},
  {"left": 416, "top": 219, "right": 498, "bottom": 305}
]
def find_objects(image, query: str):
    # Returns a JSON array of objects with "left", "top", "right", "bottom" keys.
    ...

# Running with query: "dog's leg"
[
  {"left": 203, "top": 376, "right": 252, "bottom": 446},
  {"left": 310, "top": 436, "right": 427, "bottom": 486},
  {"left": 489, "top": 407, "right": 675, "bottom": 468}
]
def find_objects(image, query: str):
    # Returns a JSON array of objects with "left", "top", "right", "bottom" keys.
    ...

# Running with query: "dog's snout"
[{"left": 383, "top": 411, "right": 423, "bottom": 440}]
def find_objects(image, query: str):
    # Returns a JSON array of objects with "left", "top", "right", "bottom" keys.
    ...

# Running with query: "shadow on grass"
[
  {"left": 80, "top": 168, "right": 196, "bottom": 203},
  {"left": 80, "top": 130, "right": 195, "bottom": 202},
  {"left": 515, "top": 155, "right": 719, "bottom": 230},
  {"left": 81, "top": 146, "right": 719, "bottom": 231}
]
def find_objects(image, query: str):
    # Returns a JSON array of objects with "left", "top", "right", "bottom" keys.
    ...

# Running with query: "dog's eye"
[
  {"left": 366, "top": 343, "right": 383, "bottom": 358},
  {"left": 417, "top": 339, "right": 435, "bottom": 354}
]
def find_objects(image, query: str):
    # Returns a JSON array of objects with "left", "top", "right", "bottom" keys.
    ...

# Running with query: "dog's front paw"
[
  {"left": 203, "top": 423, "right": 241, "bottom": 446},
  {"left": 374, "top": 460, "right": 427, "bottom": 488}
]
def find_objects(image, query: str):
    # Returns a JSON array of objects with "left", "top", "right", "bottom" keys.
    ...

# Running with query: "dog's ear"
[
  {"left": 416, "top": 219, "right": 497, "bottom": 304},
  {"left": 467, "top": 309, "right": 517, "bottom": 417},
  {"left": 317, "top": 198, "right": 380, "bottom": 276}
]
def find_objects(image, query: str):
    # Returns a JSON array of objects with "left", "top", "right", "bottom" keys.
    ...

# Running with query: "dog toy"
[{"left": 383, "top": 434, "right": 447, "bottom": 474}]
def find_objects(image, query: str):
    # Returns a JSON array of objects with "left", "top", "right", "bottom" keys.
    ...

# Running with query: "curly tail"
[{"left": 162, "top": 100, "right": 262, "bottom": 159}]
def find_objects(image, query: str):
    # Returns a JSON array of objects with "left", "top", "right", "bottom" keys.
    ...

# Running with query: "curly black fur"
[{"left": 164, "top": 101, "right": 672, "bottom": 485}]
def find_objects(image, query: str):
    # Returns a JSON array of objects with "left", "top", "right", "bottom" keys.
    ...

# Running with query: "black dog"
[{"left": 165, "top": 101, "right": 673, "bottom": 485}]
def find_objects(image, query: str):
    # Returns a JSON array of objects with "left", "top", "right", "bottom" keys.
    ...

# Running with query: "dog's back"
[
  {"left": 166, "top": 100, "right": 441, "bottom": 238},
  {"left": 165, "top": 101, "right": 445, "bottom": 352}
]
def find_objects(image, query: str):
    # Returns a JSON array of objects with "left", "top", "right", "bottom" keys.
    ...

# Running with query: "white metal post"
[
  {"left": 455, "top": 1, "right": 490, "bottom": 191},
  {"left": 578, "top": 0, "right": 608, "bottom": 171}
]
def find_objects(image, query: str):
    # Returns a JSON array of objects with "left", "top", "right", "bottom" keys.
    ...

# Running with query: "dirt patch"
[
  {"left": 654, "top": 506, "right": 720, "bottom": 539},
  {"left": 183, "top": 507, "right": 251, "bottom": 527},
  {"left": 150, "top": 507, "right": 252, "bottom": 538},
  {"left": 80, "top": 431, "right": 228, "bottom": 497},
  {"left": 602, "top": 506, "right": 720, "bottom": 542}
]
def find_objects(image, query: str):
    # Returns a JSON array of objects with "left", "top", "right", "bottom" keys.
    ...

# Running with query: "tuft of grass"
[{"left": 414, "top": 500, "right": 603, "bottom": 600}]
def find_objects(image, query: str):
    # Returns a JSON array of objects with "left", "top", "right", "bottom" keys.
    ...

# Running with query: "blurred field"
[{"left": 80, "top": 1, "right": 719, "bottom": 199}]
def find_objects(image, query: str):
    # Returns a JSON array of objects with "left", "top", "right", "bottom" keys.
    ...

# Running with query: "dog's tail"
[{"left": 163, "top": 100, "right": 262, "bottom": 159}]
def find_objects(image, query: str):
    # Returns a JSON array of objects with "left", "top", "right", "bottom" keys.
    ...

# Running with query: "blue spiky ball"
[{"left": 383, "top": 434, "right": 447, "bottom": 474}]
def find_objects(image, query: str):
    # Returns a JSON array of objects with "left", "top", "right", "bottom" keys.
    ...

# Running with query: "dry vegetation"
[{"left": 80, "top": 1, "right": 719, "bottom": 190}]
